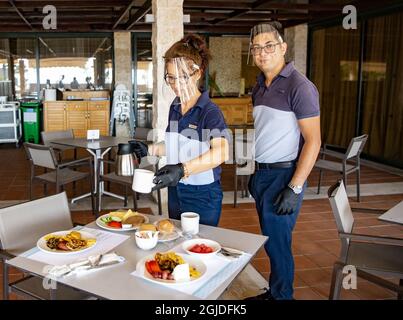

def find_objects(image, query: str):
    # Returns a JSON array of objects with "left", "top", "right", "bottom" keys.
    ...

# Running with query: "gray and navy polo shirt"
[
  {"left": 165, "top": 90, "right": 230, "bottom": 185},
  {"left": 252, "top": 62, "right": 320, "bottom": 163}
]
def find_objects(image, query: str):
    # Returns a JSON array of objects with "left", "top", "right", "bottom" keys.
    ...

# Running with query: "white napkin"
[{"left": 47, "top": 252, "right": 125, "bottom": 278}]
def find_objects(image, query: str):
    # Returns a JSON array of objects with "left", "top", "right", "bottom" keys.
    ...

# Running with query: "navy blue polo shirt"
[
  {"left": 252, "top": 61, "right": 320, "bottom": 163},
  {"left": 165, "top": 90, "right": 229, "bottom": 185}
]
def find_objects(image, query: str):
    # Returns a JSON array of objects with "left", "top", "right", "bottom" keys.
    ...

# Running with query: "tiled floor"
[{"left": 0, "top": 144, "right": 402, "bottom": 300}]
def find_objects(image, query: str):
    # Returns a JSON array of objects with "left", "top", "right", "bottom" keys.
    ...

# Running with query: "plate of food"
[
  {"left": 182, "top": 239, "right": 221, "bottom": 258},
  {"left": 96, "top": 209, "right": 149, "bottom": 232},
  {"left": 37, "top": 230, "right": 97, "bottom": 254},
  {"left": 136, "top": 251, "right": 206, "bottom": 285},
  {"left": 153, "top": 219, "right": 180, "bottom": 242}
]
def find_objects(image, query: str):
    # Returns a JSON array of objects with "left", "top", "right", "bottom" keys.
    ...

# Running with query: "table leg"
[
  {"left": 70, "top": 149, "right": 98, "bottom": 204},
  {"left": 98, "top": 148, "right": 125, "bottom": 211}
]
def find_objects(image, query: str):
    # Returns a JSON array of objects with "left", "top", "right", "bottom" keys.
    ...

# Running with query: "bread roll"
[{"left": 156, "top": 219, "right": 175, "bottom": 233}]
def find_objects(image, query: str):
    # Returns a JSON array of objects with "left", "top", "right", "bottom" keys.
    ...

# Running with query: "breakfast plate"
[
  {"left": 96, "top": 211, "right": 149, "bottom": 232},
  {"left": 37, "top": 230, "right": 97, "bottom": 255},
  {"left": 136, "top": 252, "right": 207, "bottom": 286}
]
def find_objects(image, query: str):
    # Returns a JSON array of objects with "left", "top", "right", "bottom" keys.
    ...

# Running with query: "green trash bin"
[{"left": 20, "top": 101, "right": 42, "bottom": 144}]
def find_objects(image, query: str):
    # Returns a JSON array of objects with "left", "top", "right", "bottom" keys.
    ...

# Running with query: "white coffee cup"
[
  {"left": 132, "top": 169, "right": 155, "bottom": 193},
  {"left": 181, "top": 212, "right": 200, "bottom": 235}
]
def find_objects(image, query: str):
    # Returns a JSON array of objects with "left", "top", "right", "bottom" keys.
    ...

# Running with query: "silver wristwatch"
[{"left": 288, "top": 182, "right": 303, "bottom": 194}]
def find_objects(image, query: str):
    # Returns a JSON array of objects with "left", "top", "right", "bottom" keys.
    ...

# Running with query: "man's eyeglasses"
[
  {"left": 250, "top": 42, "right": 282, "bottom": 56},
  {"left": 164, "top": 71, "right": 197, "bottom": 85}
]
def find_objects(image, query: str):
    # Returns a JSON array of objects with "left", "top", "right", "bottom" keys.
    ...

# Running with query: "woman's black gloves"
[{"left": 152, "top": 164, "right": 185, "bottom": 191}]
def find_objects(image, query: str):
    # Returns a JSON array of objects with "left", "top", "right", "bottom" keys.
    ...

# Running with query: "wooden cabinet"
[
  {"left": 66, "top": 101, "right": 88, "bottom": 138},
  {"left": 44, "top": 100, "right": 110, "bottom": 137},
  {"left": 87, "top": 101, "right": 110, "bottom": 136},
  {"left": 212, "top": 97, "right": 253, "bottom": 126},
  {"left": 44, "top": 102, "right": 66, "bottom": 132}
]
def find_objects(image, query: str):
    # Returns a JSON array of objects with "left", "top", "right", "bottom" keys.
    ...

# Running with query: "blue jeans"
[
  {"left": 248, "top": 166, "right": 305, "bottom": 300},
  {"left": 168, "top": 180, "right": 223, "bottom": 227}
]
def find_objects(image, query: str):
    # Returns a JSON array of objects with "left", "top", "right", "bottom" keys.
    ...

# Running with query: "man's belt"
[{"left": 255, "top": 160, "right": 296, "bottom": 170}]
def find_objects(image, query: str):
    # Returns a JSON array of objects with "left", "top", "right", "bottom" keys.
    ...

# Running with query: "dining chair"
[
  {"left": 234, "top": 134, "right": 254, "bottom": 207},
  {"left": 97, "top": 155, "right": 162, "bottom": 216},
  {"left": 315, "top": 134, "right": 368, "bottom": 202},
  {"left": 41, "top": 130, "right": 77, "bottom": 162},
  {"left": 0, "top": 192, "right": 95, "bottom": 300},
  {"left": 23, "top": 142, "right": 95, "bottom": 214},
  {"left": 327, "top": 180, "right": 403, "bottom": 300}
]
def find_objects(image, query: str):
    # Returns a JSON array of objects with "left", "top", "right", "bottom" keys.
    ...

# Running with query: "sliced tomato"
[
  {"left": 108, "top": 221, "right": 122, "bottom": 228},
  {"left": 148, "top": 260, "right": 162, "bottom": 273},
  {"left": 145, "top": 261, "right": 153, "bottom": 274},
  {"left": 190, "top": 244, "right": 214, "bottom": 253}
]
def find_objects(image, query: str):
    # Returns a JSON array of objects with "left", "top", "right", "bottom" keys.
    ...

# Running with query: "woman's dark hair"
[{"left": 164, "top": 34, "right": 211, "bottom": 75}]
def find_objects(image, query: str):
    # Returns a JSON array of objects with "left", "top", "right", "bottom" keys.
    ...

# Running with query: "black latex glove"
[
  {"left": 152, "top": 164, "right": 185, "bottom": 191},
  {"left": 128, "top": 140, "right": 148, "bottom": 163},
  {"left": 273, "top": 187, "right": 300, "bottom": 215}
]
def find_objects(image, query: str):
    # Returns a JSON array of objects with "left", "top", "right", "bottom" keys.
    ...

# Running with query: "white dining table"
[{"left": 6, "top": 216, "right": 267, "bottom": 300}]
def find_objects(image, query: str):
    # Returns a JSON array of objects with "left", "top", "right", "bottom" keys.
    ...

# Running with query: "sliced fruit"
[{"left": 107, "top": 221, "right": 122, "bottom": 228}]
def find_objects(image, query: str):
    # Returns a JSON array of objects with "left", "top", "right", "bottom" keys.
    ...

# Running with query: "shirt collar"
[
  {"left": 172, "top": 90, "right": 209, "bottom": 114},
  {"left": 257, "top": 61, "right": 295, "bottom": 86}
]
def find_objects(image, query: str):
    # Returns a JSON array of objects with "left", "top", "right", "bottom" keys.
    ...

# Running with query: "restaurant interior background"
[
  {"left": 0, "top": 0, "right": 403, "bottom": 301},
  {"left": 1, "top": 1, "right": 402, "bottom": 168}
]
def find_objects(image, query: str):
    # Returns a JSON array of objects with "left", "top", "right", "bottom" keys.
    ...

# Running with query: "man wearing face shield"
[
  {"left": 244, "top": 23, "right": 321, "bottom": 300},
  {"left": 131, "top": 34, "right": 230, "bottom": 226}
]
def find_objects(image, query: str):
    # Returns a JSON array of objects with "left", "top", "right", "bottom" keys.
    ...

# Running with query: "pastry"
[
  {"left": 156, "top": 219, "right": 175, "bottom": 233},
  {"left": 139, "top": 224, "right": 157, "bottom": 232},
  {"left": 124, "top": 215, "right": 145, "bottom": 226}
]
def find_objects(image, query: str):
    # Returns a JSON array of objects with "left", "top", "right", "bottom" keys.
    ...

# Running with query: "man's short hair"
[{"left": 251, "top": 22, "right": 285, "bottom": 43}]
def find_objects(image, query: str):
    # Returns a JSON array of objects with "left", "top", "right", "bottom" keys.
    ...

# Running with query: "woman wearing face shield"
[{"left": 131, "top": 34, "right": 230, "bottom": 226}]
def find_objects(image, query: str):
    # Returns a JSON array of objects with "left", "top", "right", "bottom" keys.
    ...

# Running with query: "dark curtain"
[
  {"left": 361, "top": 12, "right": 403, "bottom": 166},
  {"left": 311, "top": 25, "right": 361, "bottom": 148}
]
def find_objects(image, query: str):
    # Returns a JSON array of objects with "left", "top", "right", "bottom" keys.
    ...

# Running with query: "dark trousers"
[
  {"left": 249, "top": 166, "right": 305, "bottom": 300},
  {"left": 168, "top": 180, "right": 223, "bottom": 227}
]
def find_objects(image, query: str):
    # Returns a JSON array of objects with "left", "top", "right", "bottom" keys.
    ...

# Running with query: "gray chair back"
[
  {"left": 24, "top": 143, "right": 58, "bottom": 170},
  {"left": 328, "top": 180, "right": 354, "bottom": 259},
  {"left": 41, "top": 129, "right": 74, "bottom": 146},
  {"left": 0, "top": 192, "right": 73, "bottom": 255},
  {"left": 345, "top": 134, "right": 368, "bottom": 160},
  {"left": 134, "top": 127, "right": 153, "bottom": 141}
]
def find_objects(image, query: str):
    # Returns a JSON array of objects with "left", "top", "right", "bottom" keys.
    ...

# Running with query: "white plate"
[
  {"left": 182, "top": 239, "right": 221, "bottom": 258},
  {"left": 36, "top": 230, "right": 97, "bottom": 255},
  {"left": 153, "top": 220, "right": 180, "bottom": 242},
  {"left": 136, "top": 253, "right": 207, "bottom": 286},
  {"left": 157, "top": 230, "right": 180, "bottom": 242},
  {"left": 96, "top": 213, "right": 149, "bottom": 232}
]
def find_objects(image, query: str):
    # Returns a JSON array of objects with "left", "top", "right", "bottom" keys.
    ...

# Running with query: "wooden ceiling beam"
[
  {"left": 125, "top": 0, "right": 151, "bottom": 30},
  {"left": 7, "top": 0, "right": 34, "bottom": 30},
  {"left": 0, "top": 1, "right": 129, "bottom": 8},
  {"left": 183, "top": 1, "right": 343, "bottom": 12},
  {"left": 112, "top": 0, "right": 136, "bottom": 29}
]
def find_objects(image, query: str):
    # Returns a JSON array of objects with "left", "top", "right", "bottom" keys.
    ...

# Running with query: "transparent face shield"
[
  {"left": 247, "top": 23, "right": 285, "bottom": 66},
  {"left": 163, "top": 57, "right": 201, "bottom": 104}
]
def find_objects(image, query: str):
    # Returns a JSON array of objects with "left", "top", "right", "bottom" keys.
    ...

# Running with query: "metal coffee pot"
[{"left": 115, "top": 142, "right": 139, "bottom": 176}]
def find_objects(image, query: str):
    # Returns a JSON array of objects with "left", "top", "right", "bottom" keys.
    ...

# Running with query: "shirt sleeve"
[
  {"left": 291, "top": 82, "right": 320, "bottom": 120},
  {"left": 204, "top": 106, "right": 231, "bottom": 141}
]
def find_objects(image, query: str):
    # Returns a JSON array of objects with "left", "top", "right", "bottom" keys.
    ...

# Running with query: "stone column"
[
  {"left": 209, "top": 37, "right": 242, "bottom": 96},
  {"left": 151, "top": 0, "right": 184, "bottom": 211},
  {"left": 113, "top": 32, "right": 132, "bottom": 137},
  {"left": 152, "top": 0, "right": 184, "bottom": 142},
  {"left": 285, "top": 24, "right": 308, "bottom": 75}
]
